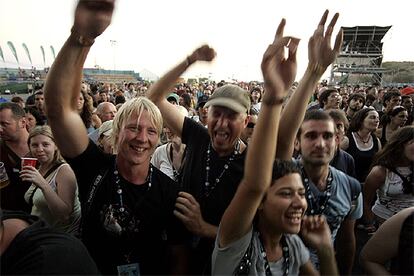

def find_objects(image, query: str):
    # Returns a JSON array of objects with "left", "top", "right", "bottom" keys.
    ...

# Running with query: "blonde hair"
[
  {"left": 28, "top": 125, "right": 65, "bottom": 164},
  {"left": 112, "top": 97, "right": 163, "bottom": 152}
]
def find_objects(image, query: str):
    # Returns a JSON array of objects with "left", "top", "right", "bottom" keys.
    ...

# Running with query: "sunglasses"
[{"left": 247, "top": 122, "right": 255, "bottom": 129}]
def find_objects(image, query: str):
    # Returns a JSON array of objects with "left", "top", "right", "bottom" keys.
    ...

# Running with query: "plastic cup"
[{"left": 21, "top": 157, "right": 38, "bottom": 168}]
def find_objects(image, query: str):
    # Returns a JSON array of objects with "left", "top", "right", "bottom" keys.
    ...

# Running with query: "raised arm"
[
  {"left": 147, "top": 45, "right": 215, "bottom": 137},
  {"left": 44, "top": 0, "right": 115, "bottom": 158},
  {"left": 276, "top": 10, "right": 343, "bottom": 160},
  {"left": 360, "top": 207, "right": 414, "bottom": 275},
  {"left": 219, "top": 19, "right": 299, "bottom": 247}
]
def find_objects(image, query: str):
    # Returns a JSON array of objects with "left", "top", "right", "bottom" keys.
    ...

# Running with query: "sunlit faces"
[
  {"left": 349, "top": 98, "right": 364, "bottom": 111},
  {"left": 391, "top": 110, "right": 408, "bottom": 127},
  {"left": 29, "top": 134, "right": 57, "bottom": 165},
  {"left": 241, "top": 115, "right": 257, "bottom": 144},
  {"left": 362, "top": 110, "right": 380, "bottom": 131},
  {"left": 198, "top": 105, "right": 209, "bottom": 125},
  {"left": 259, "top": 173, "right": 307, "bottom": 234},
  {"left": 333, "top": 119, "right": 345, "bottom": 145},
  {"left": 0, "top": 109, "right": 26, "bottom": 142},
  {"left": 77, "top": 92, "right": 85, "bottom": 112},
  {"left": 250, "top": 90, "right": 261, "bottom": 104},
  {"left": 116, "top": 111, "right": 159, "bottom": 166},
  {"left": 99, "top": 92, "right": 109, "bottom": 102},
  {"left": 207, "top": 106, "right": 248, "bottom": 157},
  {"left": 299, "top": 120, "right": 336, "bottom": 166},
  {"left": 404, "top": 139, "right": 414, "bottom": 162},
  {"left": 386, "top": 96, "right": 402, "bottom": 110},
  {"left": 101, "top": 104, "right": 117, "bottom": 122},
  {"left": 325, "top": 92, "right": 341, "bottom": 109},
  {"left": 34, "top": 94, "right": 44, "bottom": 111},
  {"left": 402, "top": 97, "right": 413, "bottom": 112},
  {"left": 25, "top": 112, "right": 37, "bottom": 132},
  {"left": 81, "top": 83, "right": 88, "bottom": 93}
]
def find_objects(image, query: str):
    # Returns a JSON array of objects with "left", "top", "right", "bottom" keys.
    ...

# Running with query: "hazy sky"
[{"left": 1, "top": 0, "right": 412, "bottom": 81}]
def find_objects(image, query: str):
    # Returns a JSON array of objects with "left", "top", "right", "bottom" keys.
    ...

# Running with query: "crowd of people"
[{"left": 1, "top": 0, "right": 413, "bottom": 275}]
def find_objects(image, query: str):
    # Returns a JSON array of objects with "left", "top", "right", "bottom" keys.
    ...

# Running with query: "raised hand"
[
  {"left": 261, "top": 19, "right": 300, "bottom": 102},
  {"left": 187, "top": 45, "right": 216, "bottom": 64},
  {"left": 308, "top": 10, "right": 343, "bottom": 74},
  {"left": 301, "top": 215, "right": 333, "bottom": 251},
  {"left": 73, "top": 0, "right": 116, "bottom": 39}
]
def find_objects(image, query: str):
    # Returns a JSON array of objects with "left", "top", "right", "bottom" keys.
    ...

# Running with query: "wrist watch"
[{"left": 70, "top": 27, "right": 95, "bottom": 47}]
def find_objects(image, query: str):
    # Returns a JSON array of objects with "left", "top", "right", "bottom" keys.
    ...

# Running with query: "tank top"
[
  {"left": 346, "top": 132, "right": 379, "bottom": 183},
  {"left": 372, "top": 167, "right": 414, "bottom": 220},
  {"left": 24, "top": 163, "right": 81, "bottom": 235}
]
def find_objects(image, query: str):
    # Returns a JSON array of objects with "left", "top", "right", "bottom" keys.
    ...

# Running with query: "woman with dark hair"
[
  {"left": 78, "top": 89, "right": 95, "bottom": 133},
  {"left": 21, "top": 126, "right": 81, "bottom": 235},
  {"left": 24, "top": 107, "right": 44, "bottom": 132},
  {"left": 179, "top": 92, "right": 196, "bottom": 116},
  {"left": 376, "top": 106, "right": 408, "bottom": 146},
  {"left": 250, "top": 87, "right": 263, "bottom": 114},
  {"left": 344, "top": 107, "right": 381, "bottom": 183},
  {"left": 361, "top": 126, "right": 414, "bottom": 231}
]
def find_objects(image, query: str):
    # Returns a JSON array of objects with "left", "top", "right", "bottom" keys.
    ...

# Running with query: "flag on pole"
[
  {"left": 40, "top": 46, "right": 46, "bottom": 66},
  {"left": 50, "top": 45, "right": 56, "bottom": 59},
  {"left": 7, "top": 41, "right": 19, "bottom": 64},
  {"left": 22, "top": 43, "right": 32, "bottom": 65},
  {"left": 0, "top": 46, "right": 4, "bottom": 62}
]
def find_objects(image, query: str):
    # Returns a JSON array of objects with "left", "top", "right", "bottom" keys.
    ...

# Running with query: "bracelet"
[{"left": 70, "top": 27, "right": 95, "bottom": 47}]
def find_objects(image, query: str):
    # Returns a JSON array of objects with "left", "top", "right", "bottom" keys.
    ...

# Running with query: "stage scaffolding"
[{"left": 330, "top": 26, "right": 391, "bottom": 85}]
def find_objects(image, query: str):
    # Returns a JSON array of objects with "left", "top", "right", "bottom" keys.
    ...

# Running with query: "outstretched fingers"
[
  {"left": 324, "top": 12, "right": 339, "bottom": 48},
  {"left": 273, "top": 18, "right": 286, "bottom": 43},
  {"left": 263, "top": 36, "right": 293, "bottom": 65},
  {"left": 287, "top": 37, "right": 300, "bottom": 62},
  {"left": 333, "top": 28, "right": 344, "bottom": 54}
]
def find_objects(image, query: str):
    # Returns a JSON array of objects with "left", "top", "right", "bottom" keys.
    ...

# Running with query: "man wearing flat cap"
[{"left": 148, "top": 46, "right": 250, "bottom": 274}]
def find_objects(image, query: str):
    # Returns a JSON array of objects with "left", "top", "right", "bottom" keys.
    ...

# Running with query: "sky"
[{"left": 1, "top": 0, "right": 413, "bottom": 82}]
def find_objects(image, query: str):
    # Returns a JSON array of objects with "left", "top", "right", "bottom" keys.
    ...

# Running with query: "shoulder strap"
[
  {"left": 27, "top": 162, "right": 65, "bottom": 206},
  {"left": 386, "top": 166, "right": 413, "bottom": 194}
]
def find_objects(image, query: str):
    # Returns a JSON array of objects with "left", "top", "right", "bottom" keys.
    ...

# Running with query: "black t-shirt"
[
  {"left": 330, "top": 149, "right": 357, "bottom": 178},
  {"left": 65, "top": 141, "right": 186, "bottom": 275},
  {"left": 1, "top": 211, "right": 99, "bottom": 275},
  {"left": 0, "top": 140, "right": 31, "bottom": 213},
  {"left": 181, "top": 117, "right": 246, "bottom": 273}
]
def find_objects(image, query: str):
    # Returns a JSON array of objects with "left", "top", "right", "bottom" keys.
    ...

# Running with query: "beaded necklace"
[
  {"left": 234, "top": 232, "right": 289, "bottom": 275},
  {"left": 114, "top": 162, "right": 153, "bottom": 221},
  {"left": 300, "top": 165, "right": 333, "bottom": 215},
  {"left": 257, "top": 232, "right": 290, "bottom": 276},
  {"left": 203, "top": 139, "right": 240, "bottom": 197},
  {"left": 355, "top": 131, "right": 371, "bottom": 144}
]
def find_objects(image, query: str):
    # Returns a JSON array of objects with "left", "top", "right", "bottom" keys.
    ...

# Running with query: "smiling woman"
[{"left": 21, "top": 125, "right": 81, "bottom": 235}]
